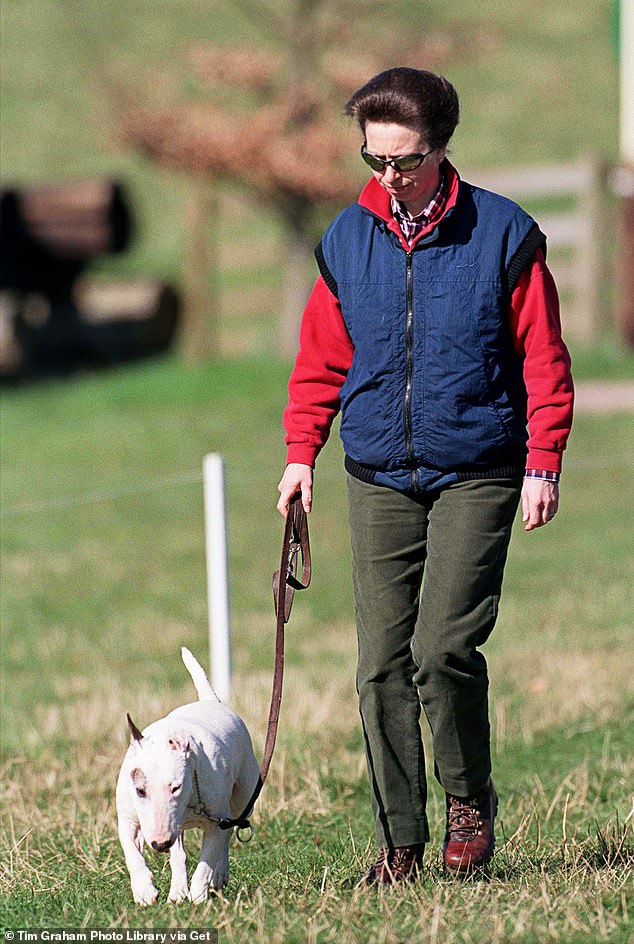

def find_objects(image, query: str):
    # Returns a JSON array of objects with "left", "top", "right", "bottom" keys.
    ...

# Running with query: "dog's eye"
[
  {"left": 136, "top": 787, "right": 147, "bottom": 798},
  {"left": 170, "top": 784, "right": 182, "bottom": 795}
]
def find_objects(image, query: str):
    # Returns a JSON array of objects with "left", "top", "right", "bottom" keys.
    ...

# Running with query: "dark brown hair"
[{"left": 344, "top": 68, "right": 459, "bottom": 150}]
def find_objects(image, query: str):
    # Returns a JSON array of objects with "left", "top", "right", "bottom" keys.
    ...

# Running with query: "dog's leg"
[
  {"left": 189, "top": 826, "right": 230, "bottom": 902},
  {"left": 118, "top": 817, "right": 159, "bottom": 906},
  {"left": 167, "top": 832, "right": 189, "bottom": 903}
]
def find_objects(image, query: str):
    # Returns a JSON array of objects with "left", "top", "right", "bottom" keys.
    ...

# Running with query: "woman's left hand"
[{"left": 521, "top": 478, "right": 559, "bottom": 531}]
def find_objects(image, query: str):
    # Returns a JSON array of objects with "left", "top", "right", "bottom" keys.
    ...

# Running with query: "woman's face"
[{"left": 363, "top": 122, "right": 446, "bottom": 213}]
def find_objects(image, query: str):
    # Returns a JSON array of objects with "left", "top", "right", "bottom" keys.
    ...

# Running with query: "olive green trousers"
[{"left": 347, "top": 473, "right": 522, "bottom": 848}]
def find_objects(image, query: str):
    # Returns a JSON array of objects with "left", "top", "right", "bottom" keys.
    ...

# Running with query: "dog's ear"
[
  {"left": 168, "top": 735, "right": 191, "bottom": 755},
  {"left": 127, "top": 713, "right": 145, "bottom": 746}
]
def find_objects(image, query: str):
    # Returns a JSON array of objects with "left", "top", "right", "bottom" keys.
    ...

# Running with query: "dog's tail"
[{"left": 181, "top": 647, "right": 221, "bottom": 702}]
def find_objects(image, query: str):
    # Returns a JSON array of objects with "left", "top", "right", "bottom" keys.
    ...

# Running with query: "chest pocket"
[{"left": 419, "top": 272, "right": 506, "bottom": 409}]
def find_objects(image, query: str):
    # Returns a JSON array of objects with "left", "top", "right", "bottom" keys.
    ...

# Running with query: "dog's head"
[{"left": 125, "top": 713, "right": 194, "bottom": 852}]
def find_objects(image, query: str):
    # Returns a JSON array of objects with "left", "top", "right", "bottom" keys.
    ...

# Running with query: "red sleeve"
[
  {"left": 508, "top": 248, "right": 574, "bottom": 473},
  {"left": 284, "top": 276, "right": 354, "bottom": 467}
]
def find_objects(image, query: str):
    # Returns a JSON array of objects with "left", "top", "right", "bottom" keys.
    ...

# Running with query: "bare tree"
[{"left": 114, "top": 0, "right": 437, "bottom": 358}]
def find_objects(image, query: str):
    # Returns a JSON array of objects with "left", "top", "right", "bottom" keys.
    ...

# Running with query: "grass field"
[
  {"left": 1, "top": 355, "right": 633, "bottom": 941},
  {"left": 1, "top": 0, "right": 632, "bottom": 937}
]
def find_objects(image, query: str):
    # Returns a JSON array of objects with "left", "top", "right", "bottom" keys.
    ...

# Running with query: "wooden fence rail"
[{"left": 465, "top": 157, "right": 609, "bottom": 342}]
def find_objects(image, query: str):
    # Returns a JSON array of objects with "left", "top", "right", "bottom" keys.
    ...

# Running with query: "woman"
[{"left": 277, "top": 68, "right": 573, "bottom": 884}]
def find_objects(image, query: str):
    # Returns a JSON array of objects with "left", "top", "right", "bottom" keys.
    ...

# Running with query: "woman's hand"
[
  {"left": 521, "top": 478, "right": 559, "bottom": 531},
  {"left": 277, "top": 463, "right": 314, "bottom": 517}
]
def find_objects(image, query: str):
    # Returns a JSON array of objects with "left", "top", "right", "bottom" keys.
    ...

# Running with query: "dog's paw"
[
  {"left": 210, "top": 866, "right": 229, "bottom": 890},
  {"left": 168, "top": 883, "right": 190, "bottom": 904},
  {"left": 188, "top": 881, "right": 210, "bottom": 904},
  {"left": 132, "top": 877, "right": 159, "bottom": 906},
  {"left": 189, "top": 873, "right": 227, "bottom": 902}
]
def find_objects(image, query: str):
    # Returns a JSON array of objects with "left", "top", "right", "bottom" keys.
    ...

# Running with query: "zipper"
[
  {"left": 359, "top": 200, "right": 450, "bottom": 490},
  {"left": 404, "top": 252, "right": 416, "bottom": 489}
]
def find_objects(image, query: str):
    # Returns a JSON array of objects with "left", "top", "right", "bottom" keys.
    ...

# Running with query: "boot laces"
[
  {"left": 371, "top": 845, "right": 421, "bottom": 880},
  {"left": 447, "top": 796, "right": 483, "bottom": 841},
  {"left": 374, "top": 847, "right": 390, "bottom": 869}
]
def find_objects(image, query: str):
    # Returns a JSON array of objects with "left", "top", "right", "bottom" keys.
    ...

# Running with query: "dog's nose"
[{"left": 151, "top": 838, "right": 174, "bottom": 853}]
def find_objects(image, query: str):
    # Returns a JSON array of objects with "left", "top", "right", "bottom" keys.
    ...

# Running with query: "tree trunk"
[
  {"left": 276, "top": 0, "right": 326, "bottom": 357},
  {"left": 288, "top": 0, "right": 321, "bottom": 88},
  {"left": 279, "top": 228, "right": 316, "bottom": 358},
  {"left": 278, "top": 190, "right": 317, "bottom": 357},
  {"left": 180, "top": 179, "right": 217, "bottom": 362},
  {"left": 618, "top": 178, "right": 634, "bottom": 347}
]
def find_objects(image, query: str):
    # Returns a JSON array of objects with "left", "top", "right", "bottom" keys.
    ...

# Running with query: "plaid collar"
[{"left": 390, "top": 172, "right": 448, "bottom": 245}]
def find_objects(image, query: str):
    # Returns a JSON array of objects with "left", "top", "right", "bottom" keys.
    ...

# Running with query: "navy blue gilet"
[{"left": 315, "top": 175, "right": 546, "bottom": 494}]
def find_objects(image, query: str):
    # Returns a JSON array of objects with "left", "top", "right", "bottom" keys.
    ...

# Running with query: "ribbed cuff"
[
  {"left": 286, "top": 443, "right": 319, "bottom": 467},
  {"left": 525, "top": 447, "right": 563, "bottom": 474}
]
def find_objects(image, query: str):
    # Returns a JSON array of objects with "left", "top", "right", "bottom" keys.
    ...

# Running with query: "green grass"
[
  {"left": 1, "top": 356, "right": 633, "bottom": 941},
  {"left": 567, "top": 336, "right": 634, "bottom": 381},
  {"left": 1, "top": 0, "right": 619, "bottom": 182},
  {"left": 1, "top": 1, "right": 632, "bottom": 936}
]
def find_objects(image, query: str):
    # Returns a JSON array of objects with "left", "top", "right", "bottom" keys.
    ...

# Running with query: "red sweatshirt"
[{"left": 284, "top": 166, "right": 574, "bottom": 475}]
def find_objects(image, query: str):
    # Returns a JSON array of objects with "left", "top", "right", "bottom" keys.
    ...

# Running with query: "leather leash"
[{"left": 214, "top": 493, "right": 311, "bottom": 840}]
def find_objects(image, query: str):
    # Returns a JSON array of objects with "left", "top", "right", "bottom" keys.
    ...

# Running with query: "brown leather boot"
[
  {"left": 443, "top": 779, "right": 498, "bottom": 874},
  {"left": 359, "top": 843, "right": 425, "bottom": 886}
]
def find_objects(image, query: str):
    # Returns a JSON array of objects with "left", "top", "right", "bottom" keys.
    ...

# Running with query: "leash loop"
[
  {"left": 272, "top": 497, "right": 311, "bottom": 623},
  {"left": 235, "top": 824, "right": 255, "bottom": 844}
]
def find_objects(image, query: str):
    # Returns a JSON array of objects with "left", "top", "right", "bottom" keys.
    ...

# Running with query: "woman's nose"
[{"left": 382, "top": 164, "right": 400, "bottom": 183}]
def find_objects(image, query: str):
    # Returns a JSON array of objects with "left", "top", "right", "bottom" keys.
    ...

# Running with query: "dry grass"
[
  {"left": 492, "top": 646, "right": 633, "bottom": 753},
  {"left": 1, "top": 732, "right": 632, "bottom": 942},
  {"left": 2, "top": 614, "right": 632, "bottom": 941},
  {"left": 1, "top": 363, "right": 633, "bottom": 939}
]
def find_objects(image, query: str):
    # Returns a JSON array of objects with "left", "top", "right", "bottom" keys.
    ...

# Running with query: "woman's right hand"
[{"left": 277, "top": 463, "right": 313, "bottom": 517}]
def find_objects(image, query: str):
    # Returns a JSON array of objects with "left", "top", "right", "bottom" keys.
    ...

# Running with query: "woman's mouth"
[{"left": 386, "top": 183, "right": 411, "bottom": 195}]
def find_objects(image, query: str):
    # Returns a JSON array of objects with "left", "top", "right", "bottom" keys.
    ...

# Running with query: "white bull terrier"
[{"left": 116, "top": 647, "right": 260, "bottom": 905}]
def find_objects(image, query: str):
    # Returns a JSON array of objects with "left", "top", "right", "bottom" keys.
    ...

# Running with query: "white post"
[
  {"left": 619, "top": 0, "right": 634, "bottom": 340},
  {"left": 620, "top": 0, "right": 634, "bottom": 165},
  {"left": 203, "top": 453, "right": 231, "bottom": 702}
]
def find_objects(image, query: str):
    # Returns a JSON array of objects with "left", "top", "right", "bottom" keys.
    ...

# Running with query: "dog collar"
[{"left": 189, "top": 770, "right": 254, "bottom": 843}]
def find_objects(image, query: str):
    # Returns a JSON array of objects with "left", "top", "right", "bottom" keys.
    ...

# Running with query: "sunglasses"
[{"left": 361, "top": 145, "right": 435, "bottom": 173}]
